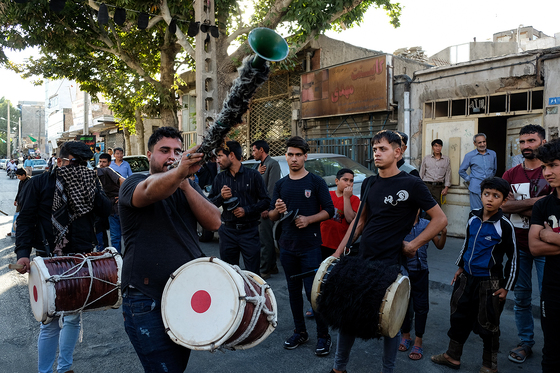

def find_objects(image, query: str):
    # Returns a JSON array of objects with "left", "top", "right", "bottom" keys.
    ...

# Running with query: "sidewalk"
[{"left": 428, "top": 236, "right": 541, "bottom": 318}]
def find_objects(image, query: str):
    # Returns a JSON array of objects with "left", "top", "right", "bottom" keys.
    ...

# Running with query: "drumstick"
[
  {"left": 8, "top": 264, "right": 24, "bottom": 270},
  {"left": 290, "top": 269, "right": 318, "bottom": 280},
  {"left": 0, "top": 209, "right": 8, "bottom": 216}
]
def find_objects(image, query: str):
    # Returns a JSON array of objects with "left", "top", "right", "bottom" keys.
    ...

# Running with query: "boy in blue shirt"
[
  {"left": 399, "top": 209, "right": 447, "bottom": 360},
  {"left": 432, "top": 177, "right": 518, "bottom": 373}
]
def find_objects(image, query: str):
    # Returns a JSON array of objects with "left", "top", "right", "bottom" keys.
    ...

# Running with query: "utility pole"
[
  {"left": 83, "top": 92, "right": 89, "bottom": 135},
  {"left": 194, "top": 0, "right": 218, "bottom": 145},
  {"left": 7, "top": 101, "right": 10, "bottom": 157}
]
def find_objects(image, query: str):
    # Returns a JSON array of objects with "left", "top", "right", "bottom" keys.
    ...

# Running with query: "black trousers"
[
  {"left": 447, "top": 272, "right": 503, "bottom": 369},
  {"left": 218, "top": 224, "right": 260, "bottom": 274},
  {"left": 401, "top": 269, "right": 429, "bottom": 338},
  {"left": 541, "top": 298, "right": 560, "bottom": 373}
]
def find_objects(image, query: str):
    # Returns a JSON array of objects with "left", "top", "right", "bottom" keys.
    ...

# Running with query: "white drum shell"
[{"left": 311, "top": 256, "right": 339, "bottom": 311}]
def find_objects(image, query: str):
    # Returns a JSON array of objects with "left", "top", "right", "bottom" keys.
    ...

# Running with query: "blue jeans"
[
  {"left": 514, "top": 249, "right": 544, "bottom": 347},
  {"left": 109, "top": 214, "right": 121, "bottom": 253},
  {"left": 334, "top": 329, "right": 400, "bottom": 373},
  {"left": 280, "top": 246, "right": 328, "bottom": 336},
  {"left": 38, "top": 313, "right": 81, "bottom": 373},
  {"left": 123, "top": 288, "right": 191, "bottom": 373},
  {"left": 469, "top": 191, "right": 483, "bottom": 211}
]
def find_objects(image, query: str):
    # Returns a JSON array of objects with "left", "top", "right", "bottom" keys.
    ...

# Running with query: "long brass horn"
[{"left": 248, "top": 27, "right": 290, "bottom": 69}]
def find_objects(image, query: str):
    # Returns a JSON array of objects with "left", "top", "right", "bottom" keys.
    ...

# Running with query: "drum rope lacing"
[
  {"left": 216, "top": 265, "right": 276, "bottom": 352},
  {"left": 46, "top": 251, "right": 120, "bottom": 318}
]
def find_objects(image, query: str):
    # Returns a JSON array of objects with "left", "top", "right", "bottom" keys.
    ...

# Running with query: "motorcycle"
[{"left": 7, "top": 169, "right": 16, "bottom": 179}]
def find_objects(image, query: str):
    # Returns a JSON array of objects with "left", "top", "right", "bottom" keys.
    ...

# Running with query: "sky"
[{"left": 0, "top": 0, "right": 558, "bottom": 105}]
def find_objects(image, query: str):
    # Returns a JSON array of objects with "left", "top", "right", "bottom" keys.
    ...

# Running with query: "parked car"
[
  {"left": 30, "top": 159, "right": 48, "bottom": 176},
  {"left": 0, "top": 159, "right": 8, "bottom": 170},
  {"left": 123, "top": 155, "right": 150, "bottom": 175},
  {"left": 197, "top": 153, "right": 376, "bottom": 242}
]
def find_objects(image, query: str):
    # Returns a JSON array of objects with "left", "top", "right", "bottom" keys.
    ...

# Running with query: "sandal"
[
  {"left": 398, "top": 337, "right": 412, "bottom": 352},
  {"left": 508, "top": 343, "right": 532, "bottom": 363},
  {"left": 431, "top": 353, "right": 460, "bottom": 370},
  {"left": 409, "top": 345, "right": 423, "bottom": 360},
  {"left": 305, "top": 307, "right": 314, "bottom": 318}
]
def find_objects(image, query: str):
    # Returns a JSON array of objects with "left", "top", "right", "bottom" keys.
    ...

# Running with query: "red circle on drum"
[
  {"left": 33, "top": 285, "right": 38, "bottom": 302},
  {"left": 191, "top": 290, "right": 211, "bottom": 313}
]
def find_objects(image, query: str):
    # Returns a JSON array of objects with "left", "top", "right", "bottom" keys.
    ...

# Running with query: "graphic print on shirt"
[
  {"left": 383, "top": 190, "right": 409, "bottom": 206},
  {"left": 510, "top": 179, "right": 550, "bottom": 229},
  {"left": 548, "top": 215, "right": 560, "bottom": 233},
  {"left": 332, "top": 208, "right": 343, "bottom": 223},
  {"left": 305, "top": 189, "right": 311, "bottom": 198}
]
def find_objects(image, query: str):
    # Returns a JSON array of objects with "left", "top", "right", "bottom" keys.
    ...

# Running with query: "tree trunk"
[
  {"left": 159, "top": 36, "right": 181, "bottom": 128},
  {"left": 123, "top": 126, "right": 132, "bottom": 156},
  {"left": 135, "top": 109, "right": 146, "bottom": 155}
]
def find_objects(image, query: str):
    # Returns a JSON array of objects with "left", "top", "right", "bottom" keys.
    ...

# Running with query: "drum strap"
[{"left": 344, "top": 176, "right": 376, "bottom": 256}]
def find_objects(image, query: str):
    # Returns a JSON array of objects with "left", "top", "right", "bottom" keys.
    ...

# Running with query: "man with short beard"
[
  {"left": 502, "top": 124, "right": 550, "bottom": 364},
  {"left": 119, "top": 127, "right": 221, "bottom": 371}
]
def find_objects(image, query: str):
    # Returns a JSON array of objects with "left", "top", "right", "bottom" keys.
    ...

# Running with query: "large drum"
[
  {"left": 161, "top": 257, "right": 277, "bottom": 351},
  {"left": 28, "top": 248, "right": 123, "bottom": 324},
  {"left": 312, "top": 256, "right": 410, "bottom": 339}
]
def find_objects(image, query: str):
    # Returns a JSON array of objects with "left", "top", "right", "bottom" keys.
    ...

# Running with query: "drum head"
[
  {"left": 28, "top": 258, "right": 55, "bottom": 324},
  {"left": 311, "top": 256, "right": 339, "bottom": 311},
  {"left": 162, "top": 257, "right": 247, "bottom": 350},
  {"left": 379, "top": 274, "right": 410, "bottom": 338}
]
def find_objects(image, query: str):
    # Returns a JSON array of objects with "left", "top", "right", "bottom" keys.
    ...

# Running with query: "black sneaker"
[
  {"left": 315, "top": 334, "right": 332, "bottom": 356},
  {"left": 284, "top": 330, "right": 309, "bottom": 350}
]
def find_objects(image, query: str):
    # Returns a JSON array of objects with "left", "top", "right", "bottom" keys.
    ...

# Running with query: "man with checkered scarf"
[{"left": 14, "top": 141, "right": 111, "bottom": 373}]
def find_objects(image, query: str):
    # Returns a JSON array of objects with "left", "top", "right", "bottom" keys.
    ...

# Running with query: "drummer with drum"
[
  {"left": 119, "top": 127, "right": 221, "bottom": 372},
  {"left": 330, "top": 130, "right": 447, "bottom": 373},
  {"left": 14, "top": 141, "right": 112, "bottom": 373}
]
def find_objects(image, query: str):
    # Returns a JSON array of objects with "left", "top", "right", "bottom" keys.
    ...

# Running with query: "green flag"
[{"left": 29, "top": 135, "right": 37, "bottom": 142}]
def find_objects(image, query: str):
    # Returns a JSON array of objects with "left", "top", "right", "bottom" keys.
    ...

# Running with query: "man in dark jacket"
[{"left": 15, "top": 141, "right": 111, "bottom": 373}]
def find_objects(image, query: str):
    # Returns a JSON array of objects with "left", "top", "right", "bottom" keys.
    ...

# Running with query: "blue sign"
[{"left": 549, "top": 97, "right": 560, "bottom": 105}]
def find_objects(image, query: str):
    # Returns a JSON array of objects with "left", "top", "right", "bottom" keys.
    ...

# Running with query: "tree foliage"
[{"left": 0, "top": 0, "right": 401, "bottom": 131}]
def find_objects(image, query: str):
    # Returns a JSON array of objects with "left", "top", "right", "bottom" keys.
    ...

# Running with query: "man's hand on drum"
[
  {"left": 493, "top": 288, "right": 508, "bottom": 301},
  {"left": 451, "top": 267, "right": 464, "bottom": 285},
  {"left": 221, "top": 185, "right": 232, "bottom": 200},
  {"left": 274, "top": 199, "right": 287, "bottom": 214},
  {"left": 402, "top": 240, "right": 417, "bottom": 258},
  {"left": 233, "top": 207, "right": 245, "bottom": 218},
  {"left": 16, "top": 257, "right": 30, "bottom": 274},
  {"left": 177, "top": 148, "right": 203, "bottom": 177},
  {"left": 294, "top": 215, "right": 311, "bottom": 229}
]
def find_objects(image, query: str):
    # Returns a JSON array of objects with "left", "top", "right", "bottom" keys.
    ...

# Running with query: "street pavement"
[{"left": 0, "top": 174, "right": 543, "bottom": 373}]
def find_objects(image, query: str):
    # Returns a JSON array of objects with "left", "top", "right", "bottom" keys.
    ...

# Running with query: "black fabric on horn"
[
  {"left": 138, "top": 12, "right": 149, "bottom": 30},
  {"left": 14, "top": 0, "right": 29, "bottom": 3},
  {"left": 98, "top": 4, "right": 109, "bottom": 25},
  {"left": 114, "top": 7, "right": 126, "bottom": 26}
]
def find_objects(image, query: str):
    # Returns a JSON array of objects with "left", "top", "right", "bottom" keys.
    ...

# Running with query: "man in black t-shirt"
[
  {"left": 528, "top": 138, "right": 560, "bottom": 373},
  {"left": 330, "top": 130, "right": 447, "bottom": 373},
  {"left": 269, "top": 136, "right": 335, "bottom": 357},
  {"left": 119, "top": 127, "right": 221, "bottom": 372}
]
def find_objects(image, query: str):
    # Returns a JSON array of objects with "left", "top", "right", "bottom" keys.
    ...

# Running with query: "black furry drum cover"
[{"left": 316, "top": 256, "right": 399, "bottom": 340}]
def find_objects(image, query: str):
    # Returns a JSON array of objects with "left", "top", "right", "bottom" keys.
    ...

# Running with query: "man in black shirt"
[
  {"left": 119, "top": 127, "right": 221, "bottom": 372},
  {"left": 528, "top": 138, "right": 560, "bottom": 373},
  {"left": 209, "top": 140, "right": 270, "bottom": 274},
  {"left": 330, "top": 130, "right": 447, "bottom": 373},
  {"left": 269, "top": 136, "right": 335, "bottom": 357}
]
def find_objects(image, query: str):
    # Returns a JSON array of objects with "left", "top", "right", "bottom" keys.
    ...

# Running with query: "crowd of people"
[{"left": 9, "top": 124, "right": 560, "bottom": 373}]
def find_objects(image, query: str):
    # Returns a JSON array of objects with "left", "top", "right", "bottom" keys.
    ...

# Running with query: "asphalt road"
[{"left": 0, "top": 173, "right": 544, "bottom": 373}]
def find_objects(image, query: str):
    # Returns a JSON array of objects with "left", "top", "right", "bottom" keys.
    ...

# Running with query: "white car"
[{"left": 0, "top": 159, "right": 8, "bottom": 170}]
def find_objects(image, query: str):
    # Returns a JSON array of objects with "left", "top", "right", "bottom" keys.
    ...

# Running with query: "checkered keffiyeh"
[{"left": 52, "top": 165, "right": 98, "bottom": 251}]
